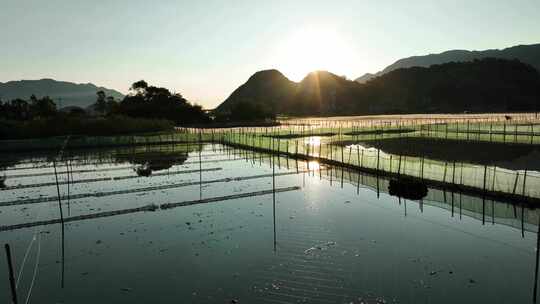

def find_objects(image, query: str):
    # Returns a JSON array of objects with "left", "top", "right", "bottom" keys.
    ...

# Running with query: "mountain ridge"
[
  {"left": 0, "top": 79, "right": 124, "bottom": 108},
  {"left": 355, "top": 43, "right": 540, "bottom": 83},
  {"left": 217, "top": 58, "right": 540, "bottom": 116}
]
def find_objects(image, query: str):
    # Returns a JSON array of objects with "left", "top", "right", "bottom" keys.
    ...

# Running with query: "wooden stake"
[{"left": 4, "top": 244, "right": 18, "bottom": 304}]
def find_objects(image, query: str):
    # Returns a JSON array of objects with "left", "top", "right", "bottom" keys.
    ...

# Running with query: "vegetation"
[
  {"left": 117, "top": 80, "right": 210, "bottom": 124},
  {"left": 0, "top": 80, "right": 215, "bottom": 139},
  {"left": 0, "top": 116, "right": 173, "bottom": 140},
  {"left": 214, "top": 100, "right": 275, "bottom": 122},
  {"left": 357, "top": 58, "right": 540, "bottom": 114},
  {"left": 356, "top": 43, "right": 540, "bottom": 83}
]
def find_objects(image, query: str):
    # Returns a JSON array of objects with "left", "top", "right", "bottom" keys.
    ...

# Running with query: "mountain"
[
  {"left": 217, "top": 58, "right": 540, "bottom": 116},
  {"left": 356, "top": 43, "right": 540, "bottom": 83},
  {"left": 216, "top": 69, "right": 298, "bottom": 113},
  {"left": 294, "top": 71, "right": 362, "bottom": 115},
  {"left": 355, "top": 58, "right": 540, "bottom": 114},
  {"left": 0, "top": 79, "right": 124, "bottom": 108}
]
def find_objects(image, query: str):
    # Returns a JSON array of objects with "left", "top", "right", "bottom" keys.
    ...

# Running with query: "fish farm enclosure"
[{"left": 2, "top": 113, "right": 540, "bottom": 303}]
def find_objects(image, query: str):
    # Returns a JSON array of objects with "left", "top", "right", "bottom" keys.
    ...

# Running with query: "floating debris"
[
  {"left": 134, "top": 163, "right": 152, "bottom": 177},
  {"left": 304, "top": 241, "right": 337, "bottom": 254}
]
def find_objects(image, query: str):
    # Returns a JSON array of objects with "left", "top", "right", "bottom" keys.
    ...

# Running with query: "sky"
[{"left": 1, "top": 0, "right": 539, "bottom": 108}]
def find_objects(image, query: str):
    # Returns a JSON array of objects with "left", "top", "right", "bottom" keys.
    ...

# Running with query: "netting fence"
[{"left": 216, "top": 129, "right": 540, "bottom": 199}]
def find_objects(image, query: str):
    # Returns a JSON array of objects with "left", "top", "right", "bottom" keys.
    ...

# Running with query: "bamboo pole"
[{"left": 4, "top": 244, "right": 18, "bottom": 304}]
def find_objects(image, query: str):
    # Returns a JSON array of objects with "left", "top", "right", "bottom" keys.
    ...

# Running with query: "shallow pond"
[{"left": 0, "top": 143, "right": 538, "bottom": 304}]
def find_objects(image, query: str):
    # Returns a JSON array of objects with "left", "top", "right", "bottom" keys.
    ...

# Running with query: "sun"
[{"left": 270, "top": 26, "right": 356, "bottom": 81}]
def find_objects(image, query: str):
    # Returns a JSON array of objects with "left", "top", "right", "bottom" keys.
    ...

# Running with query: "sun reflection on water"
[
  {"left": 305, "top": 136, "right": 322, "bottom": 146},
  {"left": 307, "top": 161, "right": 321, "bottom": 171}
]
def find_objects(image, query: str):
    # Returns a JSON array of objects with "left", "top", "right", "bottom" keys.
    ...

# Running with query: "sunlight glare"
[
  {"left": 270, "top": 26, "right": 357, "bottom": 81},
  {"left": 305, "top": 136, "right": 322, "bottom": 147}
]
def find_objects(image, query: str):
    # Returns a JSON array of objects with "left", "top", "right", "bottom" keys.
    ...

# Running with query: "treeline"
[
  {"left": 0, "top": 95, "right": 57, "bottom": 120},
  {"left": 0, "top": 80, "right": 217, "bottom": 139},
  {"left": 354, "top": 58, "right": 540, "bottom": 114}
]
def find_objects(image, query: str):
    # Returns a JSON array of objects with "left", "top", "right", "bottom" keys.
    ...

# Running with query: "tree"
[
  {"left": 29, "top": 96, "right": 56, "bottom": 118},
  {"left": 105, "top": 96, "right": 119, "bottom": 115},
  {"left": 94, "top": 90, "right": 107, "bottom": 115},
  {"left": 7, "top": 99, "right": 31, "bottom": 120},
  {"left": 118, "top": 80, "right": 210, "bottom": 124},
  {"left": 215, "top": 101, "right": 275, "bottom": 122},
  {"left": 130, "top": 80, "right": 148, "bottom": 96}
]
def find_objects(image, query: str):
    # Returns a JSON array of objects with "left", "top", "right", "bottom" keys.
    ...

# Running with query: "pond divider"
[
  {"left": 0, "top": 170, "right": 312, "bottom": 207},
  {"left": 1, "top": 167, "right": 223, "bottom": 191},
  {"left": 3, "top": 154, "right": 241, "bottom": 172},
  {"left": 0, "top": 186, "right": 301, "bottom": 232},
  {"left": 221, "top": 136, "right": 540, "bottom": 205}
]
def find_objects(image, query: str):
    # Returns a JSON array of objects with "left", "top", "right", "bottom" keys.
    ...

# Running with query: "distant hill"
[
  {"left": 217, "top": 58, "right": 540, "bottom": 116},
  {"left": 0, "top": 79, "right": 124, "bottom": 108},
  {"left": 355, "top": 43, "right": 540, "bottom": 83},
  {"left": 216, "top": 69, "right": 298, "bottom": 113}
]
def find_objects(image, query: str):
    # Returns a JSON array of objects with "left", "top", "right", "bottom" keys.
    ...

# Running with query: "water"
[{"left": 0, "top": 143, "right": 538, "bottom": 303}]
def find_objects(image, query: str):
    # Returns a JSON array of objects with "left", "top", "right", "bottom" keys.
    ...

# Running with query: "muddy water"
[{"left": 0, "top": 144, "right": 538, "bottom": 304}]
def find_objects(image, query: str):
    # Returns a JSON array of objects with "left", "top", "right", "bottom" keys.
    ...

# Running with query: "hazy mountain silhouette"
[
  {"left": 216, "top": 69, "right": 298, "bottom": 114},
  {"left": 0, "top": 79, "right": 124, "bottom": 108},
  {"left": 218, "top": 58, "right": 540, "bottom": 116},
  {"left": 355, "top": 43, "right": 540, "bottom": 83},
  {"left": 294, "top": 71, "right": 362, "bottom": 115}
]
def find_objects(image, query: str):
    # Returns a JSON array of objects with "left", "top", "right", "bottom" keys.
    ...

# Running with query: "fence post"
[
  {"left": 376, "top": 149, "right": 380, "bottom": 172},
  {"left": 512, "top": 172, "right": 520, "bottom": 195},
  {"left": 523, "top": 170, "right": 528, "bottom": 197},
  {"left": 443, "top": 162, "right": 448, "bottom": 182},
  {"left": 452, "top": 161, "right": 456, "bottom": 184},
  {"left": 420, "top": 157, "right": 425, "bottom": 180},
  {"left": 482, "top": 165, "right": 488, "bottom": 195},
  {"left": 398, "top": 155, "right": 402, "bottom": 177},
  {"left": 4, "top": 244, "right": 18, "bottom": 304},
  {"left": 466, "top": 120, "right": 470, "bottom": 140},
  {"left": 460, "top": 163, "right": 464, "bottom": 185}
]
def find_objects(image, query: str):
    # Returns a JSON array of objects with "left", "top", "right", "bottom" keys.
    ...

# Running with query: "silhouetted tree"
[
  {"left": 118, "top": 80, "right": 210, "bottom": 124},
  {"left": 29, "top": 96, "right": 56, "bottom": 118},
  {"left": 94, "top": 90, "right": 107, "bottom": 115},
  {"left": 130, "top": 80, "right": 149, "bottom": 95},
  {"left": 106, "top": 96, "right": 119, "bottom": 115},
  {"left": 216, "top": 101, "right": 275, "bottom": 122}
]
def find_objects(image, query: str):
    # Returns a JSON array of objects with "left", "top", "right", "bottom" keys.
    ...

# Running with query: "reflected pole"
[
  {"left": 53, "top": 160, "right": 65, "bottom": 288},
  {"left": 199, "top": 131, "right": 202, "bottom": 200},
  {"left": 272, "top": 139, "right": 277, "bottom": 252},
  {"left": 534, "top": 216, "right": 540, "bottom": 303}
]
